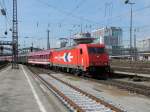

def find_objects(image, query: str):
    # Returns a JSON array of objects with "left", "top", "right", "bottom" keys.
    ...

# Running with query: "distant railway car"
[
  {"left": 51, "top": 44, "right": 110, "bottom": 75},
  {"left": 18, "top": 54, "right": 28, "bottom": 64},
  {"left": 0, "top": 56, "right": 12, "bottom": 62},
  {"left": 0, "top": 56, "right": 5, "bottom": 62},
  {"left": 28, "top": 50, "right": 51, "bottom": 65},
  {"left": 7, "top": 56, "right": 12, "bottom": 62}
]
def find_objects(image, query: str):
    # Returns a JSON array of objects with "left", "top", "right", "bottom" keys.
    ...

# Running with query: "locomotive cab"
[{"left": 81, "top": 44, "right": 110, "bottom": 74}]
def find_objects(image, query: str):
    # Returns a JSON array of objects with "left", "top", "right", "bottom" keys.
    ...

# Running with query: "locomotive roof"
[
  {"left": 27, "top": 44, "right": 105, "bottom": 55},
  {"left": 54, "top": 43, "right": 105, "bottom": 51}
]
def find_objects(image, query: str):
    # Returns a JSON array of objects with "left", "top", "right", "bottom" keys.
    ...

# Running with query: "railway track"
[
  {"left": 111, "top": 60, "right": 150, "bottom": 75},
  {"left": 29, "top": 66, "right": 150, "bottom": 98},
  {"left": 73, "top": 75, "right": 150, "bottom": 97},
  {"left": 96, "top": 79, "right": 150, "bottom": 97},
  {"left": 82, "top": 75, "right": 150, "bottom": 97},
  {"left": 28, "top": 66, "right": 124, "bottom": 112},
  {"left": 111, "top": 66, "right": 150, "bottom": 75}
]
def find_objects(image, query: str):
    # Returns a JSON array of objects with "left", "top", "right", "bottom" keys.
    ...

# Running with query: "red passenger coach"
[
  {"left": 0, "top": 56, "right": 12, "bottom": 62},
  {"left": 28, "top": 50, "right": 51, "bottom": 65},
  {"left": 51, "top": 43, "right": 110, "bottom": 75}
]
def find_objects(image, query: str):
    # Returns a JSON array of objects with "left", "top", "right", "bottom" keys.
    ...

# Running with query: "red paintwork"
[
  {"left": 51, "top": 45, "right": 83, "bottom": 68},
  {"left": 51, "top": 44, "right": 109, "bottom": 71}
]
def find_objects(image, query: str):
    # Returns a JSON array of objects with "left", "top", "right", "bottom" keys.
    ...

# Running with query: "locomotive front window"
[
  {"left": 88, "top": 47, "right": 105, "bottom": 54},
  {"left": 96, "top": 48, "right": 105, "bottom": 53}
]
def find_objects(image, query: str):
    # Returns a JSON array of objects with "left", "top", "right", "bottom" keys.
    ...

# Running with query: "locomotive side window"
[
  {"left": 80, "top": 49, "right": 83, "bottom": 54},
  {"left": 88, "top": 47, "right": 105, "bottom": 54}
]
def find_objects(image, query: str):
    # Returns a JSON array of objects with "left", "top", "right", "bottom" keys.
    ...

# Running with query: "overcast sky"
[{"left": 0, "top": 0, "right": 150, "bottom": 48}]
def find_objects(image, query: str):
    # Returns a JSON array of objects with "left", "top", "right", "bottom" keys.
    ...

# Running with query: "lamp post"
[
  {"left": 47, "top": 29, "right": 50, "bottom": 49},
  {"left": 125, "top": 0, "right": 135, "bottom": 60},
  {"left": 134, "top": 28, "right": 137, "bottom": 60},
  {"left": 69, "top": 29, "right": 72, "bottom": 46}
]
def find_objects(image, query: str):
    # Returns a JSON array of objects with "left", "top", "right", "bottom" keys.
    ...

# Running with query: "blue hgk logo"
[{"left": 64, "top": 52, "right": 73, "bottom": 62}]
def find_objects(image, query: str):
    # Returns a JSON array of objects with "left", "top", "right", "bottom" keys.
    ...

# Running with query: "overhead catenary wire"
[
  {"left": 103, "top": 4, "right": 150, "bottom": 26},
  {"left": 36, "top": 0, "right": 150, "bottom": 30},
  {"left": 36, "top": 0, "right": 101, "bottom": 25},
  {"left": 58, "top": 0, "right": 87, "bottom": 24}
]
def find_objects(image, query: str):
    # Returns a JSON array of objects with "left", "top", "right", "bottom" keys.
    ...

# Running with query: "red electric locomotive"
[{"left": 51, "top": 43, "right": 110, "bottom": 76}]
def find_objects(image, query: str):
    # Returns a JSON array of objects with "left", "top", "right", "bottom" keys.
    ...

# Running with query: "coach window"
[{"left": 80, "top": 49, "right": 83, "bottom": 54}]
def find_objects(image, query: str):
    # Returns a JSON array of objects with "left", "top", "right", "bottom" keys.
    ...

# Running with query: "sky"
[{"left": 0, "top": 0, "right": 150, "bottom": 49}]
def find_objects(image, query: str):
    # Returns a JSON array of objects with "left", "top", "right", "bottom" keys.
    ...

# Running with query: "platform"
[{"left": 0, "top": 65, "right": 67, "bottom": 112}]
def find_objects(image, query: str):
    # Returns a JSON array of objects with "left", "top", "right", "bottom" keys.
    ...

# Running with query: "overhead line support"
[{"left": 12, "top": 0, "right": 19, "bottom": 69}]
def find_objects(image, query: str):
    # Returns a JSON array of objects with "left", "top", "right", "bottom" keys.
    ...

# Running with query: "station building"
[
  {"left": 91, "top": 27, "right": 123, "bottom": 56},
  {"left": 137, "top": 38, "right": 150, "bottom": 52},
  {"left": 137, "top": 38, "right": 150, "bottom": 61}
]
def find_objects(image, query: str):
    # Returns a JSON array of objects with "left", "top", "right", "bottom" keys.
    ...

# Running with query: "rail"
[{"left": 28, "top": 66, "right": 124, "bottom": 112}]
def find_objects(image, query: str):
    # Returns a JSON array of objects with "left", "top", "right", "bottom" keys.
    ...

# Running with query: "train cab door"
[{"left": 77, "top": 48, "right": 84, "bottom": 69}]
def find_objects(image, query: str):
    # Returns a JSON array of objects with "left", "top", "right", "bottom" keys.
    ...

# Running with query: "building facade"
[
  {"left": 137, "top": 38, "right": 150, "bottom": 61},
  {"left": 91, "top": 27, "right": 123, "bottom": 55},
  {"left": 137, "top": 38, "right": 150, "bottom": 52}
]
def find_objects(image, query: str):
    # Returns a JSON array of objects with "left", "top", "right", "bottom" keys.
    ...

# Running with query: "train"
[{"left": 0, "top": 43, "right": 110, "bottom": 77}]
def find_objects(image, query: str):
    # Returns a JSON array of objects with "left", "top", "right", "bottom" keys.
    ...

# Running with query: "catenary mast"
[{"left": 12, "top": 0, "right": 19, "bottom": 69}]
